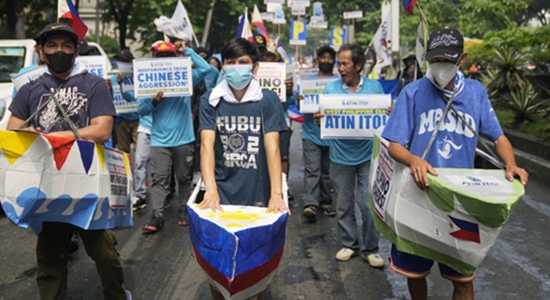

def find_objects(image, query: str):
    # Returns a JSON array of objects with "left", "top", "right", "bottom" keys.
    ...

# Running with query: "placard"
[
  {"left": 271, "top": 4, "right": 287, "bottom": 24},
  {"left": 309, "top": 20, "right": 328, "bottom": 29},
  {"left": 290, "top": 20, "right": 307, "bottom": 45},
  {"left": 264, "top": 0, "right": 284, "bottom": 3},
  {"left": 298, "top": 67, "right": 318, "bottom": 79},
  {"left": 133, "top": 57, "right": 193, "bottom": 98},
  {"left": 343, "top": 11, "right": 363, "bottom": 19},
  {"left": 288, "top": 0, "right": 310, "bottom": 7},
  {"left": 291, "top": 6, "right": 306, "bottom": 15},
  {"left": 11, "top": 65, "right": 47, "bottom": 92},
  {"left": 117, "top": 62, "right": 134, "bottom": 93},
  {"left": 256, "top": 62, "right": 286, "bottom": 102},
  {"left": 299, "top": 77, "right": 337, "bottom": 113},
  {"left": 330, "top": 26, "right": 346, "bottom": 49},
  {"left": 112, "top": 84, "right": 138, "bottom": 114},
  {"left": 319, "top": 94, "right": 391, "bottom": 139},
  {"left": 371, "top": 141, "right": 395, "bottom": 220},
  {"left": 76, "top": 55, "right": 107, "bottom": 77},
  {"left": 261, "top": 12, "right": 274, "bottom": 22}
]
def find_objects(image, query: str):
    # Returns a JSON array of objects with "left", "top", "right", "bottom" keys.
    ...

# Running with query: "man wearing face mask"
[
  {"left": 7, "top": 22, "right": 131, "bottom": 300},
  {"left": 300, "top": 45, "right": 338, "bottom": 221},
  {"left": 382, "top": 28, "right": 529, "bottom": 300}
]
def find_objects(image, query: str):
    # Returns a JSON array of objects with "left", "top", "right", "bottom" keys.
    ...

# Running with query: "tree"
[{"left": 105, "top": 0, "right": 136, "bottom": 49}]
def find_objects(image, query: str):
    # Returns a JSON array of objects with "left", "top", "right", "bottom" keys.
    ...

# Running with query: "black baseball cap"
[
  {"left": 37, "top": 22, "right": 78, "bottom": 46},
  {"left": 317, "top": 45, "right": 336, "bottom": 59},
  {"left": 426, "top": 28, "right": 464, "bottom": 63},
  {"left": 114, "top": 49, "right": 134, "bottom": 61}
]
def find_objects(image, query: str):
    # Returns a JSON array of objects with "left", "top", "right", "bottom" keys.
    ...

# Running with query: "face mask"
[
  {"left": 45, "top": 51, "right": 75, "bottom": 74},
  {"left": 318, "top": 62, "right": 333, "bottom": 74},
  {"left": 430, "top": 62, "right": 459, "bottom": 89},
  {"left": 223, "top": 65, "right": 253, "bottom": 90}
]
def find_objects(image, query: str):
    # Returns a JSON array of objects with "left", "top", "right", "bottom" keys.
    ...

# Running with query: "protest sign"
[
  {"left": 256, "top": 62, "right": 286, "bottom": 102},
  {"left": 290, "top": 20, "right": 307, "bottom": 45},
  {"left": 117, "top": 62, "right": 134, "bottom": 93},
  {"left": 330, "top": 26, "right": 346, "bottom": 49},
  {"left": 298, "top": 67, "right": 318, "bottom": 79},
  {"left": 11, "top": 65, "right": 47, "bottom": 92},
  {"left": 298, "top": 77, "right": 338, "bottom": 113},
  {"left": 369, "top": 133, "right": 525, "bottom": 275},
  {"left": 319, "top": 94, "right": 391, "bottom": 139},
  {"left": 111, "top": 83, "right": 138, "bottom": 114},
  {"left": 76, "top": 55, "right": 107, "bottom": 77},
  {"left": 343, "top": 10, "right": 363, "bottom": 19},
  {"left": 133, "top": 57, "right": 193, "bottom": 98},
  {"left": 0, "top": 130, "right": 134, "bottom": 234}
]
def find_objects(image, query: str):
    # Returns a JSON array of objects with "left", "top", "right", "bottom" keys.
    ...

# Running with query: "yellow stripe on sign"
[
  {"left": 0, "top": 131, "right": 39, "bottom": 165},
  {"left": 95, "top": 144, "right": 105, "bottom": 171},
  {"left": 123, "top": 152, "right": 130, "bottom": 176}
]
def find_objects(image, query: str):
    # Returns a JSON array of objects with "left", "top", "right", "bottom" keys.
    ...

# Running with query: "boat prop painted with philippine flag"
[
  {"left": 0, "top": 130, "right": 133, "bottom": 234},
  {"left": 368, "top": 133, "right": 524, "bottom": 275},
  {"left": 187, "top": 180, "right": 288, "bottom": 300}
]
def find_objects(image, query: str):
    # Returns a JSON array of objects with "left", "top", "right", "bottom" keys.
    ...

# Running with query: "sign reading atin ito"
[{"left": 133, "top": 57, "right": 193, "bottom": 98}]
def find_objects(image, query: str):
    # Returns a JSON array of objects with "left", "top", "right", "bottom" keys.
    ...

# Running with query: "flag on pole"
[
  {"left": 252, "top": 5, "right": 270, "bottom": 39},
  {"left": 236, "top": 8, "right": 254, "bottom": 41},
  {"left": 372, "top": 11, "right": 392, "bottom": 68},
  {"left": 171, "top": 0, "right": 199, "bottom": 45},
  {"left": 403, "top": 0, "right": 416, "bottom": 14},
  {"left": 58, "top": 0, "right": 88, "bottom": 40},
  {"left": 415, "top": 19, "right": 426, "bottom": 69}
]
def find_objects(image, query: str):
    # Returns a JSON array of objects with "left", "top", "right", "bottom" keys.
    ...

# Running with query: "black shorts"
[{"left": 279, "top": 128, "right": 292, "bottom": 162}]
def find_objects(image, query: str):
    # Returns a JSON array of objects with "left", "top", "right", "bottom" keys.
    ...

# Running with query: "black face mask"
[
  {"left": 318, "top": 62, "right": 334, "bottom": 74},
  {"left": 45, "top": 51, "right": 75, "bottom": 74}
]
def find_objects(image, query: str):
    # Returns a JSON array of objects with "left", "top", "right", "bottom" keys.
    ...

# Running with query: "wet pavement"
[{"left": 1, "top": 123, "right": 550, "bottom": 300}]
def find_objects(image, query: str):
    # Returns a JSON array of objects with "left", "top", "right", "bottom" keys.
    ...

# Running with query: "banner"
[
  {"left": 133, "top": 57, "right": 193, "bottom": 98},
  {"left": 319, "top": 94, "right": 391, "bottom": 139},
  {"left": 256, "top": 62, "right": 286, "bottom": 102},
  {"left": 369, "top": 133, "right": 524, "bottom": 275},
  {"left": 416, "top": 20, "right": 427, "bottom": 68},
  {"left": 11, "top": 65, "right": 47, "bottom": 92},
  {"left": 112, "top": 83, "right": 138, "bottom": 114},
  {"left": 298, "top": 67, "right": 318, "bottom": 79},
  {"left": 76, "top": 56, "right": 107, "bottom": 77},
  {"left": 298, "top": 77, "right": 338, "bottom": 113},
  {"left": 117, "top": 62, "right": 134, "bottom": 93},
  {"left": 372, "top": 11, "right": 392, "bottom": 68},
  {"left": 289, "top": 20, "right": 307, "bottom": 45}
]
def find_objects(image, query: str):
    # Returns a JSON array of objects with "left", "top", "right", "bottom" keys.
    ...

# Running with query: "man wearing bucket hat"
[
  {"left": 7, "top": 22, "right": 131, "bottom": 300},
  {"left": 382, "top": 27, "right": 529, "bottom": 300}
]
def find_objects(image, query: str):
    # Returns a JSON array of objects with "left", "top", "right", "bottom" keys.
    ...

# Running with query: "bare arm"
[
  {"left": 494, "top": 135, "right": 529, "bottom": 185},
  {"left": 47, "top": 115, "right": 114, "bottom": 143},
  {"left": 388, "top": 141, "right": 438, "bottom": 190},
  {"left": 7, "top": 115, "right": 33, "bottom": 131},
  {"left": 264, "top": 131, "right": 290, "bottom": 214},
  {"left": 199, "top": 129, "right": 222, "bottom": 211}
]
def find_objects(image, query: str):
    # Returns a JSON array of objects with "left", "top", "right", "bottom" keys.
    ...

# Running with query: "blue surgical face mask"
[{"left": 223, "top": 65, "right": 254, "bottom": 90}]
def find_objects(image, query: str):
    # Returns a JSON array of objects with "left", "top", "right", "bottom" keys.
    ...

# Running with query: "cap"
[
  {"left": 254, "top": 33, "right": 267, "bottom": 46},
  {"left": 78, "top": 39, "right": 93, "bottom": 55},
  {"left": 150, "top": 41, "right": 176, "bottom": 54},
  {"left": 317, "top": 45, "right": 336, "bottom": 58},
  {"left": 426, "top": 28, "right": 464, "bottom": 63},
  {"left": 38, "top": 22, "right": 78, "bottom": 46},
  {"left": 114, "top": 49, "right": 134, "bottom": 61}
]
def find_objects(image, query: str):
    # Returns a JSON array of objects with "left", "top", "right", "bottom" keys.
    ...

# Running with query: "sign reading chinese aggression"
[{"left": 133, "top": 57, "right": 193, "bottom": 98}]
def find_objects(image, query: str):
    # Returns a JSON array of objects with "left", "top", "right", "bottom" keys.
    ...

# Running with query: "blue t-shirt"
[
  {"left": 110, "top": 74, "right": 139, "bottom": 121},
  {"left": 10, "top": 70, "right": 116, "bottom": 133},
  {"left": 137, "top": 48, "right": 210, "bottom": 147},
  {"left": 382, "top": 78, "right": 503, "bottom": 168},
  {"left": 324, "top": 76, "right": 385, "bottom": 165},
  {"left": 302, "top": 73, "right": 339, "bottom": 146},
  {"left": 204, "top": 65, "right": 220, "bottom": 91},
  {"left": 199, "top": 89, "right": 287, "bottom": 206}
]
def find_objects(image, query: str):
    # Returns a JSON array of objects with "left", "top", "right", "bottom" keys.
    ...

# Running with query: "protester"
[
  {"left": 7, "top": 22, "right": 130, "bottom": 300},
  {"left": 209, "top": 57, "right": 221, "bottom": 71},
  {"left": 314, "top": 44, "right": 384, "bottom": 268},
  {"left": 396, "top": 53, "right": 423, "bottom": 97},
  {"left": 198, "top": 36, "right": 289, "bottom": 300},
  {"left": 300, "top": 45, "right": 338, "bottom": 222},
  {"left": 138, "top": 41, "right": 209, "bottom": 232},
  {"left": 382, "top": 27, "right": 529, "bottom": 300}
]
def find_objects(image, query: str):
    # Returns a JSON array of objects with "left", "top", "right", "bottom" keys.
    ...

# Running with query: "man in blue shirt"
[
  {"left": 314, "top": 44, "right": 384, "bottom": 268},
  {"left": 138, "top": 41, "right": 209, "bottom": 232},
  {"left": 382, "top": 28, "right": 529, "bottom": 300}
]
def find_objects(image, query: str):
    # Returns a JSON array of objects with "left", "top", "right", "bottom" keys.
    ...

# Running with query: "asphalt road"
[{"left": 1, "top": 123, "right": 549, "bottom": 300}]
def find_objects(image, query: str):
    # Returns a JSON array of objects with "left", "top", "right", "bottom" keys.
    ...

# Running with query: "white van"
[{"left": 0, "top": 39, "right": 112, "bottom": 130}]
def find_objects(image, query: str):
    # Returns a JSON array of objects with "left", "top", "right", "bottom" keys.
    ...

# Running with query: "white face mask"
[{"left": 430, "top": 62, "right": 459, "bottom": 89}]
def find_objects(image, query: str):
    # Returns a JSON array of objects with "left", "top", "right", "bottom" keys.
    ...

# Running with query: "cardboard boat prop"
[
  {"left": 187, "top": 179, "right": 288, "bottom": 300},
  {"left": 368, "top": 133, "right": 525, "bottom": 275},
  {"left": 0, "top": 130, "right": 133, "bottom": 234}
]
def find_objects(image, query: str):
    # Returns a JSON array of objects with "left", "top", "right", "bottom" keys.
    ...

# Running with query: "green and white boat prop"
[{"left": 368, "top": 133, "right": 525, "bottom": 275}]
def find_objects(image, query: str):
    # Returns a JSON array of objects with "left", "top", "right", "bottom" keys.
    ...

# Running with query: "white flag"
[
  {"left": 372, "top": 11, "right": 392, "bottom": 68},
  {"left": 416, "top": 20, "right": 426, "bottom": 68},
  {"left": 153, "top": 0, "right": 195, "bottom": 42}
]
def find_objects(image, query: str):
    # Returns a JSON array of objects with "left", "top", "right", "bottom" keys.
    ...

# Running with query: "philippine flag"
[
  {"left": 448, "top": 215, "right": 481, "bottom": 244},
  {"left": 236, "top": 8, "right": 254, "bottom": 42},
  {"left": 251, "top": 5, "right": 269, "bottom": 40},
  {"left": 287, "top": 104, "right": 304, "bottom": 124},
  {"left": 403, "top": 0, "right": 416, "bottom": 15},
  {"left": 58, "top": 0, "right": 88, "bottom": 40}
]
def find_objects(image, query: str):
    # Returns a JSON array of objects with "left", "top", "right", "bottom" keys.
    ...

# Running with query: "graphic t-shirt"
[
  {"left": 200, "top": 89, "right": 287, "bottom": 206},
  {"left": 10, "top": 65, "right": 116, "bottom": 133},
  {"left": 382, "top": 77, "right": 503, "bottom": 168}
]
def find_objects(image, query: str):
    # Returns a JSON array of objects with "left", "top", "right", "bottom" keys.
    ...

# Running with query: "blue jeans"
[
  {"left": 302, "top": 139, "right": 332, "bottom": 207},
  {"left": 133, "top": 132, "right": 150, "bottom": 199},
  {"left": 330, "top": 161, "right": 379, "bottom": 255}
]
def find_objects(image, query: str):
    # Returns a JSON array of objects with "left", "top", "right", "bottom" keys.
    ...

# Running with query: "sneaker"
[
  {"left": 362, "top": 253, "right": 385, "bottom": 268},
  {"left": 178, "top": 210, "right": 189, "bottom": 226},
  {"left": 132, "top": 197, "right": 147, "bottom": 211},
  {"left": 302, "top": 206, "right": 317, "bottom": 221},
  {"left": 335, "top": 247, "right": 356, "bottom": 261},
  {"left": 320, "top": 203, "right": 336, "bottom": 217},
  {"left": 142, "top": 217, "right": 165, "bottom": 233}
]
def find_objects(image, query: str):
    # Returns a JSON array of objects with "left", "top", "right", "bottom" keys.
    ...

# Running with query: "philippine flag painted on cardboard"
[
  {"left": 188, "top": 204, "right": 287, "bottom": 300},
  {"left": 448, "top": 215, "right": 481, "bottom": 244}
]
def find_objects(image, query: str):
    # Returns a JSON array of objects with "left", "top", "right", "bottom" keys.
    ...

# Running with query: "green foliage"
[
  {"left": 502, "top": 80, "right": 548, "bottom": 123},
  {"left": 458, "top": 0, "right": 528, "bottom": 38},
  {"left": 486, "top": 46, "right": 527, "bottom": 101}
]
